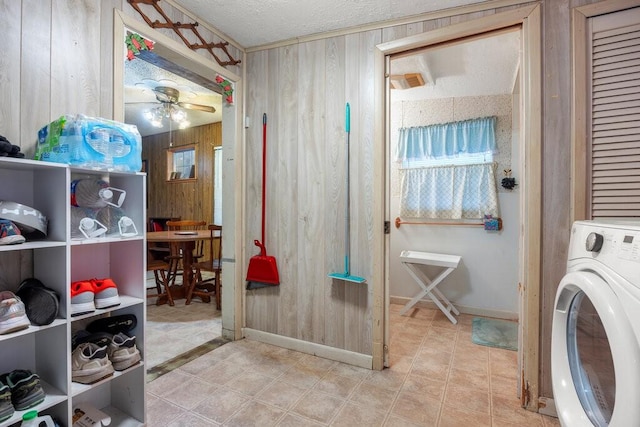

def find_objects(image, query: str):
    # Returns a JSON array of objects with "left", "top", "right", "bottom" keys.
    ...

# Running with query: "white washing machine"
[{"left": 552, "top": 220, "right": 640, "bottom": 426}]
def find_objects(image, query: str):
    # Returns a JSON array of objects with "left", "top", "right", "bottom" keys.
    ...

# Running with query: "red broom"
[{"left": 246, "top": 113, "right": 280, "bottom": 289}]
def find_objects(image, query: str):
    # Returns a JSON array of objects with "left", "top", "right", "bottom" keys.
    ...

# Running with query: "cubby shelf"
[{"left": 0, "top": 158, "right": 146, "bottom": 427}]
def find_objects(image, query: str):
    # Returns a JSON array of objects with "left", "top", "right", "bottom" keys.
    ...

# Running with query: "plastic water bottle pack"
[{"left": 35, "top": 114, "right": 142, "bottom": 172}]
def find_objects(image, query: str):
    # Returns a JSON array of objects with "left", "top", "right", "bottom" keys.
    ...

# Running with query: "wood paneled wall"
[
  {"left": 245, "top": 30, "right": 381, "bottom": 354},
  {"left": 141, "top": 122, "right": 221, "bottom": 223}
]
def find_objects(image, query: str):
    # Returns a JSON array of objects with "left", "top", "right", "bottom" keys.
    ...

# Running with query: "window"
[
  {"left": 166, "top": 145, "right": 197, "bottom": 180},
  {"left": 396, "top": 117, "right": 499, "bottom": 219}
]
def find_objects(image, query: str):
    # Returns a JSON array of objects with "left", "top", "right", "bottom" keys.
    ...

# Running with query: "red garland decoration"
[
  {"left": 215, "top": 75, "right": 234, "bottom": 104},
  {"left": 126, "top": 33, "right": 154, "bottom": 61}
]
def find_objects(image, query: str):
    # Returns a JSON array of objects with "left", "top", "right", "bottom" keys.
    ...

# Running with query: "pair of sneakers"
[
  {"left": 0, "top": 219, "right": 25, "bottom": 246},
  {"left": 0, "top": 291, "right": 30, "bottom": 335},
  {"left": 70, "top": 278, "right": 121, "bottom": 316},
  {"left": 71, "top": 314, "right": 141, "bottom": 384},
  {"left": 0, "top": 370, "right": 46, "bottom": 421}
]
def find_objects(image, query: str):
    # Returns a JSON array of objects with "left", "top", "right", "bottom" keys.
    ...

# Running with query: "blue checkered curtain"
[
  {"left": 400, "top": 163, "right": 499, "bottom": 219},
  {"left": 396, "top": 117, "right": 498, "bottom": 220}
]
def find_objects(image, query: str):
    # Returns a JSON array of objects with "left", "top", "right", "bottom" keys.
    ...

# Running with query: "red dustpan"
[
  {"left": 247, "top": 113, "right": 280, "bottom": 290},
  {"left": 246, "top": 240, "right": 280, "bottom": 289}
]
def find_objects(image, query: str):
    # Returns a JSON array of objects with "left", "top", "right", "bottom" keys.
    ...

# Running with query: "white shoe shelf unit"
[{"left": 0, "top": 157, "right": 146, "bottom": 426}]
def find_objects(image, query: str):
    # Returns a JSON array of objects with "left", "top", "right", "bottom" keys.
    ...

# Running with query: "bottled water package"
[{"left": 35, "top": 114, "right": 142, "bottom": 172}]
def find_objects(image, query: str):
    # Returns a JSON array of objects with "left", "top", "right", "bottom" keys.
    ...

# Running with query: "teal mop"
[{"left": 328, "top": 103, "right": 366, "bottom": 284}]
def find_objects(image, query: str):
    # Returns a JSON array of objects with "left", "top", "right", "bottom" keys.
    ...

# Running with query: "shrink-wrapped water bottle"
[
  {"left": 95, "top": 205, "right": 137, "bottom": 237},
  {"left": 70, "top": 179, "right": 126, "bottom": 209},
  {"left": 70, "top": 206, "right": 107, "bottom": 239}
]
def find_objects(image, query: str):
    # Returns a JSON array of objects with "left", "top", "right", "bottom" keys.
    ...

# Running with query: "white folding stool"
[{"left": 399, "top": 250, "right": 461, "bottom": 324}]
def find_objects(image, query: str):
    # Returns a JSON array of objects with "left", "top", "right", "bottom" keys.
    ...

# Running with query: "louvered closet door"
[{"left": 590, "top": 7, "right": 640, "bottom": 218}]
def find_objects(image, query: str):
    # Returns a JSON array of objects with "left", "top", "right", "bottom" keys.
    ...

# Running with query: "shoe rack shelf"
[{"left": 0, "top": 157, "right": 146, "bottom": 426}]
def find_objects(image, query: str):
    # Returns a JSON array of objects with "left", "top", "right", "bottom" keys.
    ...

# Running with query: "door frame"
[{"left": 371, "top": 4, "right": 542, "bottom": 411}]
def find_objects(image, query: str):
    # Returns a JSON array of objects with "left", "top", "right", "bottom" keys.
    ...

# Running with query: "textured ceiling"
[
  {"left": 173, "top": 0, "right": 489, "bottom": 48},
  {"left": 391, "top": 29, "right": 521, "bottom": 101}
]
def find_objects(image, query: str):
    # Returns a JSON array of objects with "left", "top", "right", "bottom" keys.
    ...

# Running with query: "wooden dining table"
[{"left": 147, "top": 229, "right": 221, "bottom": 305}]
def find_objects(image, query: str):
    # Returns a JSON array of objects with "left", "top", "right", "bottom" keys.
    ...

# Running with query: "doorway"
[
  {"left": 113, "top": 10, "right": 243, "bottom": 374},
  {"left": 373, "top": 4, "right": 542, "bottom": 410}
]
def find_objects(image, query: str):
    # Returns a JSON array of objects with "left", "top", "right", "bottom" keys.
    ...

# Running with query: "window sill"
[{"left": 166, "top": 178, "right": 197, "bottom": 183}]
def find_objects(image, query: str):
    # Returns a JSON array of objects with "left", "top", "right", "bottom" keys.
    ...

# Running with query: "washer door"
[{"left": 552, "top": 271, "right": 640, "bottom": 426}]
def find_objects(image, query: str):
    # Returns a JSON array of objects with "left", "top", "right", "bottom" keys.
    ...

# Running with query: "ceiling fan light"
[
  {"left": 179, "top": 120, "right": 191, "bottom": 129},
  {"left": 171, "top": 108, "right": 187, "bottom": 122}
]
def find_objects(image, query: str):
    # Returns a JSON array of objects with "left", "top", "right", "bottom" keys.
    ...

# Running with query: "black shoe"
[
  {"left": 0, "top": 380, "right": 13, "bottom": 422},
  {"left": 0, "top": 370, "right": 45, "bottom": 411},
  {"left": 86, "top": 314, "right": 137, "bottom": 335},
  {"left": 16, "top": 278, "right": 60, "bottom": 326}
]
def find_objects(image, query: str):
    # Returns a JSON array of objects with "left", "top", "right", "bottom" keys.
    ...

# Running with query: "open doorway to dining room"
[{"left": 113, "top": 10, "right": 242, "bottom": 378}]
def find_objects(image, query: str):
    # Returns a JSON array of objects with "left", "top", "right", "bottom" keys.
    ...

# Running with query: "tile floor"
[{"left": 144, "top": 302, "right": 561, "bottom": 426}]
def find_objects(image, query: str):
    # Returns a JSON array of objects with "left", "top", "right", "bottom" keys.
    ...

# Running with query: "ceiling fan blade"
[{"left": 177, "top": 102, "right": 216, "bottom": 113}]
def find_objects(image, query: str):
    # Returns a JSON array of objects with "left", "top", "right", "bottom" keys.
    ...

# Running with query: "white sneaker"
[
  {"left": 108, "top": 332, "right": 141, "bottom": 371},
  {"left": 0, "top": 292, "right": 30, "bottom": 335},
  {"left": 72, "top": 342, "right": 114, "bottom": 384}
]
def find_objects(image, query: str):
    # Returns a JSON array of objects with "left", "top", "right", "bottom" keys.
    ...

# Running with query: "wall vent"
[{"left": 390, "top": 73, "right": 425, "bottom": 89}]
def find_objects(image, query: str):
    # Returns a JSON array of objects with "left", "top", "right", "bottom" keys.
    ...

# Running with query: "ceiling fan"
[
  {"left": 149, "top": 86, "right": 216, "bottom": 113},
  {"left": 128, "top": 85, "right": 216, "bottom": 129}
]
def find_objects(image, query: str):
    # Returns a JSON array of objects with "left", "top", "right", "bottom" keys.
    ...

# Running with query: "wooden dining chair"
[
  {"left": 190, "top": 224, "right": 222, "bottom": 309},
  {"left": 146, "top": 247, "right": 175, "bottom": 306},
  {"left": 164, "top": 220, "right": 208, "bottom": 287}
]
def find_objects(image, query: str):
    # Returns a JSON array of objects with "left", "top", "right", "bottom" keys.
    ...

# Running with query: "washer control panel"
[{"left": 570, "top": 220, "right": 640, "bottom": 285}]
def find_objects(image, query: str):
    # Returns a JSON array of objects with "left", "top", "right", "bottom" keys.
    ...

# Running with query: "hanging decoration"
[
  {"left": 216, "top": 76, "right": 234, "bottom": 105},
  {"left": 501, "top": 168, "right": 517, "bottom": 190},
  {"left": 127, "top": 0, "right": 241, "bottom": 67},
  {"left": 125, "top": 33, "right": 154, "bottom": 61}
]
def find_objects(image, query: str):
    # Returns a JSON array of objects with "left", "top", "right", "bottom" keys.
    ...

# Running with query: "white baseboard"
[
  {"left": 242, "top": 328, "right": 373, "bottom": 369},
  {"left": 389, "top": 296, "right": 518, "bottom": 320}
]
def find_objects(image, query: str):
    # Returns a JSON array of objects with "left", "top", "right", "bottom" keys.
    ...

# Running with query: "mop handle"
[
  {"left": 344, "top": 103, "right": 351, "bottom": 274},
  {"left": 262, "top": 113, "right": 267, "bottom": 246}
]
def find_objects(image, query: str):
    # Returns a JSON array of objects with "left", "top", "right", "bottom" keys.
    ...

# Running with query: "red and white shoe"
[
  {"left": 92, "top": 278, "right": 121, "bottom": 309},
  {"left": 70, "top": 280, "right": 96, "bottom": 316}
]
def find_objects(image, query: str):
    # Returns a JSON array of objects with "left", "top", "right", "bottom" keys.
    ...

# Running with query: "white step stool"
[{"left": 399, "top": 250, "right": 461, "bottom": 324}]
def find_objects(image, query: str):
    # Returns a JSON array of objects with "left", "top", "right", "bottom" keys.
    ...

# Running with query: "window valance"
[{"left": 395, "top": 116, "right": 497, "bottom": 162}]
